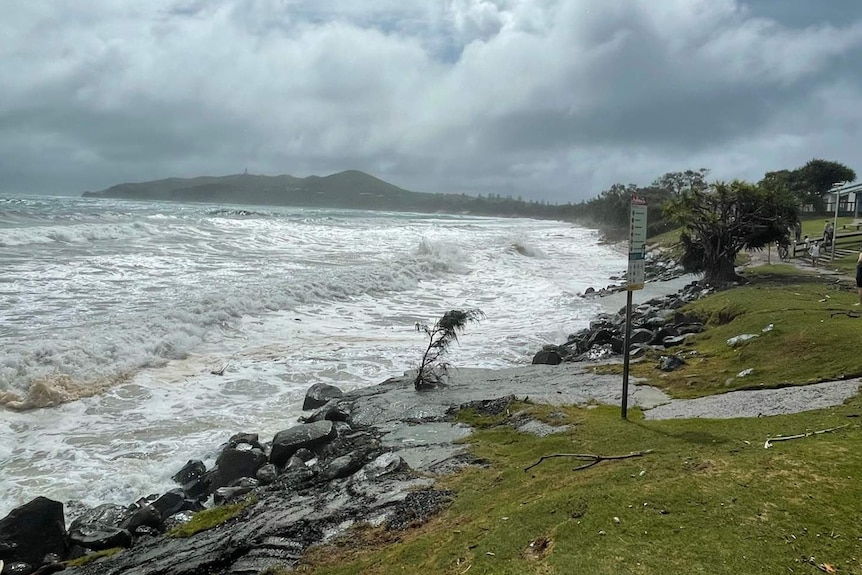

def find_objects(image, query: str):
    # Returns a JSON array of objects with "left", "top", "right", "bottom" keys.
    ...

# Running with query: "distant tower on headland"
[{"left": 244, "top": 167, "right": 248, "bottom": 175}]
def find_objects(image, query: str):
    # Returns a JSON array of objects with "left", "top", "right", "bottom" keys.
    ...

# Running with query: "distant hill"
[
  {"left": 83, "top": 170, "right": 425, "bottom": 209},
  {"left": 82, "top": 170, "right": 570, "bottom": 220}
]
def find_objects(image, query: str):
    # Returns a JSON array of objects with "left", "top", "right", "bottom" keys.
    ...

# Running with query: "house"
[{"left": 824, "top": 182, "right": 862, "bottom": 218}]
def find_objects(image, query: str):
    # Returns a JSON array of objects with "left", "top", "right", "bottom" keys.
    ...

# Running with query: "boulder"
[
  {"left": 662, "top": 335, "right": 692, "bottom": 348},
  {"left": 214, "top": 478, "right": 259, "bottom": 506},
  {"left": 119, "top": 500, "right": 161, "bottom": 533},
  {"left": 302, "top": 402, "right": 351, "bottom": 424},
  {"left": 227, "top": 432, "right": 264, "bottom": 451},
  {"left": 587, "top": 328, "right": 616, "bottom": 349},
  {"left": 675, "top": 323, "right": 705, "bottom": 335},
  {"left": 0, "top": 497, "right": 67, "bottom": 566},
  {"left": 209, "top": 447, "right": 268, "bottom": 492},
  {"left": 270, "top": 421, "right": 336, "bottom": 467},
  {"left": 628, "top": 328, "right": 655, "bottom": 345},
  {"left": 531, "top": 348, "right": 562, "bottom": 365},
  {"left": 150, "top": 489, "right": 201, "bottom": 521},
  {"left": 171, "top": 459, "right": 206, "bottom": 485},
  {"left": 302, "top": 383, "right": 344, "bottom": 411},
  {"left": 255, "top": 464, "right": 279, "bottom": 485},
  {"left": 657, "top": 355, "right": 686, "bottom": 372},
  {"left": 68, "top": 503, "right": 130, "bottom": 531},
  {"left": 68, "top": 523, "right": 132, "bottom": 551}
]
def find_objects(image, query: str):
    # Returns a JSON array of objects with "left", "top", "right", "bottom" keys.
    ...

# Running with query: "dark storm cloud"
[{"left": 2, "top": 0, "right": 862, "bottom": 202}]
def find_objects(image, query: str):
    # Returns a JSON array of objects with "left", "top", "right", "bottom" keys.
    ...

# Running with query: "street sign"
[
  {"left": 627, "top": 199, "right": 647, "bottom": 291},
  {"left": 622, "top": 195, "right": 648, "bottom": 420}
]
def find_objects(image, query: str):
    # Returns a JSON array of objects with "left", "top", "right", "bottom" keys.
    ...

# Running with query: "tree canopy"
[
  {"left": 759, "top": 159, "right": 856, "bottom": 213},
  {"left": 664, "top": 180, "right": 799, "bottom": 285}
]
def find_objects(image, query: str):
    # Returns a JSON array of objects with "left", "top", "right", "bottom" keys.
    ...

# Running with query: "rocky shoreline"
[{"left": 0, "top": 250, "right": 705, "bottom": 575}]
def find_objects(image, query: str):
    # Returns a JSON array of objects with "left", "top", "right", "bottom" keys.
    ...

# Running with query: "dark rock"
[
  {"left": 320, "top": 453, "right": 367, "bottom": 481},
  {"left": 629, "top": 328, "right": 655, "bottom": 345},
  {"left": 450, "top": 396, "right": 514, "bottom": 417},
  {"left": 286, "top": 455, "right": 308, "bottom": 470},
  {"left": 162, "top": 510, "right": 195, "bottom": 532},
  {"left": 360, "top": 453, "right": 411, "bottom": 480},
  {"left": 32, "top": 561, "right": 65, "bottom": 575},
  {"left": 256, "top": 464, "right": 279, "bottom": 485},
  {"left": 68, "top": 522, "right": 132, "bottom": 550},
  {"left": 132, "top": 525, "right": 160, "bottom": 539},
  {"left": 119, "top": 500, "right": 161, "bottom": 533},
  {"left": 270, "top": 421, "right": 336, "bottom": 467},
  {"left": 386, "top": 489, "right": 454, "bottom": 531},
  {"left": 4, "top": 562, "right": 34, "bottom": 575},
  {"left": 213, "top": 485, "right": 255, "bottom": 506},
  {"left": 587, "top": 328, "right": 615, "bottom": 348},
  {"left": 181, "top": 471, "right": 212, "bottom": 502},
  {"left": 0, "top": 497, "right": 67, "bottom": 566},
  {"left": 662, "top": 334, "right": 696, "bottom": 348},
  {"left": 267, "top": 465, "right": 316, "bottom": 492},
  {"left": 629, "top": 344, "right": 650, "bottom": 359},
  {"left": 302, "top": 402, "right": 351, "bottom": 424},
  {"left": 209, "top": 447, "right": 268, "bottom": 492},
  {"left": 675, "top": 322, "right": 705, "bottom": 335},
  {"left": 68, "top": 503, "right": 130, "bottom": 531},
  {"left": 302, "top": 383, "right": 344, "bottom": 411},
  {"left": 293, "top": 448, "right": 316, "bottom": 462},
  {"left": 150, "top": 489, "right": 190, "bottom": 521},
  {"left": 650, "top": 326, "right": 679, "bottom": 345},
  {"left": 228, "top": 432, "right": 264, "bottom": 451},
  {"left": 171, "top": 459, "right": 206, "bottom": 485},
  {"left": 658, "top": 355, "right": 686, "bottom": 372},
  {"left": 531, "top": 348, "right": 562, "bottom": 365}
]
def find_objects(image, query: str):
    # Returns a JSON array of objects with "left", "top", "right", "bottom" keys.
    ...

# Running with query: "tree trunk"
[{"left": 703, "top": 254, "right": 741, "bottom": 285}]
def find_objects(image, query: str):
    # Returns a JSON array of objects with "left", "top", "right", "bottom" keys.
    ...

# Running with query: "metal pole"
[
  {"left": 831, "top": 190, "right": 840, "bottom": 262},
  {"left": 621, "top": 289, "right": 633, "bottom": 420}
]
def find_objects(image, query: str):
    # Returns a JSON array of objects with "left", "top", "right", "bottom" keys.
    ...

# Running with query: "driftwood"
[
  {"left": 524, "top": 449, "right": 654, "bottom": 472},
  {"left": 763, "top": 423, "right": 851, "bottom": 449}
]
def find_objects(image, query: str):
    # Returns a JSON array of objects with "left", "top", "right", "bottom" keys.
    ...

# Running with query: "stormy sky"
[{"left": 2, "top": 0, "right": 862, "bottom": 203}]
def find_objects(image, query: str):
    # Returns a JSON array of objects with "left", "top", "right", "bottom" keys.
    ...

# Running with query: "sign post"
[{"left": 621, "top": 196, "right": 647, "bottom": 420}]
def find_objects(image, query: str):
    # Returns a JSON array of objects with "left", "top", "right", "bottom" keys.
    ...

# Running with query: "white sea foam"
[{"left": 0, "top": 196, "right": 626, "bottom": 517}]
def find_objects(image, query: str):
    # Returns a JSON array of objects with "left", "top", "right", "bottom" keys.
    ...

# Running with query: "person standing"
[
  {"left": 855, "top": 250, "right": 862, "bottom": 306},
  {"left": 809, "top": 241, "right": 820, "bottom": 266}
]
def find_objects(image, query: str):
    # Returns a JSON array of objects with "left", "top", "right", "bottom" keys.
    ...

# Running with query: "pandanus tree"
[
  {"left": 414, "top": 309, "right": 485, "bottom": 390},
  {"left": 664, "top": 180, "right": 798, "bottom": 285}
]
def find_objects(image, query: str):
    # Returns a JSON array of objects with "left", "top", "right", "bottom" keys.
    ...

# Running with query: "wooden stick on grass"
[
  {"left": 524, "top": 450, "right": 654, "bottom": 472},
  {"left": 763, "top": 423, "right": 851, "bottom": 449}
]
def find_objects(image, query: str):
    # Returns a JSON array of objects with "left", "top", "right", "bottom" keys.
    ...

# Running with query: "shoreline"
[{"left": 6, "top": 269, "right": 861, "bottom": 574}]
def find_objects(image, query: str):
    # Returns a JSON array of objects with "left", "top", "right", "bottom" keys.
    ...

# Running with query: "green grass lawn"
[
  {"left": 289, "top": 250, "right": 862, "bottom": 575},
  {"left": 596, "top": 265, "right": 862, "bottom": 398},
  {"left": 296, "top": 401, "right": 862, "bottom": 575}
]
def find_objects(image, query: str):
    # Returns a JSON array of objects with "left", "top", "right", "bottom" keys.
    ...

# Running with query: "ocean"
[{"left": 0, "top": 195, "right": 630, "bottom": 518}]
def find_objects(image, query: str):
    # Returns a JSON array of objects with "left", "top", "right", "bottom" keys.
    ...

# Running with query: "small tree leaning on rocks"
[{"left": 414, "top": 309, "right": 485, "bottom": 390}]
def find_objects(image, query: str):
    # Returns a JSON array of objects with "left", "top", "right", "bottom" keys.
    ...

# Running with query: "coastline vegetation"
[
  {"left": 166, "top": 496, "right": 255, "bottom": 538},
  {"left": 296, "top": 397, "right": 861, "bottom": 575},
  {"left": 596, "top": 265, "right": 862, "bottom": 397},
  {"left": 63, "top": 547, "right": 124, "bottom": 568},
  {"left": 289, "top": 218, "right": 862, "bottom": 574}
]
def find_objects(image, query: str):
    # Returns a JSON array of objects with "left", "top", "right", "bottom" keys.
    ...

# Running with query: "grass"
[
  {"left": 295, "top": 400, "right": 862, "bottom": 575},
  {"left": 255, "top": 234, "right": 862, "bottom": 575},
  {"left": 63, "top": 547, "right": 124, "bottom": 568},
  {"left": 166, "top": 497, "right": 255, "bottom": 538},
  {"left": 596, "top": 264, "right": 862, "bottom": 397}
]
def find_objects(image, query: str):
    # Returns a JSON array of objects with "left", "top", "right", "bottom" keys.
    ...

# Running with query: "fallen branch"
[
  {"left": 763, "top": 423, "right": 851, "bottom": 449},
  {"left": 524, "top": 450, "right": 654, "bottom": 472}
]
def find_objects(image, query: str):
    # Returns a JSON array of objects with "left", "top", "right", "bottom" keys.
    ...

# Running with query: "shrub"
[{"left": 414, "top": 309, "right": 485, "bottom": 390}]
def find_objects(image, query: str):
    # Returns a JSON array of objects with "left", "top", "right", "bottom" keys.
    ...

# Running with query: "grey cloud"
[{"left": 2, "top": 0, "right": 862, "bottom": 202}]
